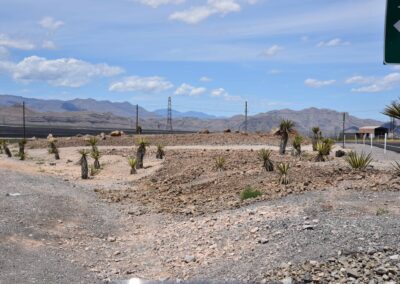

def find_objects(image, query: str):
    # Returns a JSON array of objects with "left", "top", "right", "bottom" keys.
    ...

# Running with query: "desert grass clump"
[
  {"left": 214, "top": 156, "right": 226, "bottom": 171},
  {"left": 345, "top": 151, "right": 372, "bottom": 170},
  {"left": 259, "top": 149, "right": 274, "bottom": 171},
  {"left": 292, "top": 135, "right": 304, "bottom": 156},
  {"left": 275, "top": 119, "right": 295, "bottom": 155},
  {"left": 48, "top": 140, "right": 60, "bottom": 160},
  {"left": 91, "top": 149, "right": 101, "bottom": 170},
  {"left": 1, "top": 140, "right": 12, "bottom": 157},
  {"left": 87, "top": 136, "right": 99, "bottom": 152},
  {"left": 156, "top": 144, "right": 165, "bottom": 159},
  {"left": 136, "top": 137, "right": 149, "bottom": 169},
  {"left": 128, "top": 157, "right": 137, "bottom": 174},
  {"left": 277, "top": 162, "right": 290, "bottom": 185},
  {"left": 311, "top": 127, "right": 322, "bottom": 151},
  {"left": 78, "top": 149, "right": 90, "bottom": 179},
  {"left": 240, "top": 186, "right": 262, "bottom": 201},
  {"left": 315, "top": 139, "right": 334, "bottom": 162}
]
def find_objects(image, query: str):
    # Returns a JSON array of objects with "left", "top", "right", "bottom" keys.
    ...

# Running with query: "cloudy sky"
[{"left": 0, "top": 0, "right": 397, "bottom": 120}]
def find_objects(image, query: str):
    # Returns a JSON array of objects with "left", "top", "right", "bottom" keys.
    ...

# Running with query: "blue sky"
[{"left": 0, "top": 0, "right": 397, "bottom": 120}]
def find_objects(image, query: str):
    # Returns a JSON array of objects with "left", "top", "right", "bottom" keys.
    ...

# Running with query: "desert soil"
[{"left": 0, "top": 135, "right": 400, "bottom": 284}]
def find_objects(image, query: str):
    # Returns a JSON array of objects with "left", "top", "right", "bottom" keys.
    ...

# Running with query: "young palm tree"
[
  {"left": 156, "top": 144, "right": 165, "bottom": 159},
  {"left": 128, "top": 157, "right": 137, "bottom": 174},
  {"left": 259, "top": 149, "right": 274, "bottom": 171},
  {"left": 91, "top": 149, "right": 101, "bottom": 170},
  {"left": 87, "top": 136, "right": 99, "bottom": 152},
  {"left": 292, "top": 135, "right": 304, "bottom": 156},
  {"left": 277, "top": 163, "right": 290, "bottom": 185},
  {"left": 136, "top": 137, "right": 149, "bottom": 169},
  {"left": 18, "top": 139, "right": 27, "bottom": 160},
  {"left": 1, "top": 140, "right": 12, "bottom": 158},
  {"left": 311, "top": 127, "right": 321, "bottom": 151},
  {"left": 276, "top": 119, "right": 295, "bottom": 155},
  {"left": 48, "top": 140, "right": 60, "bottom": 160},
  {"left": 78, "top": 149, "right": 90, "bottom": 179}
]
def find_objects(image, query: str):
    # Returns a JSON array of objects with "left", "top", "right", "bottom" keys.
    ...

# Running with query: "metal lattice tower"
[{"left": 167, "top": 96, "right": 173, "bottom": 132}]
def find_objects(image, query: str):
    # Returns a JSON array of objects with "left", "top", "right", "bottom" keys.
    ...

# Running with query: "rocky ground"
[{"left": 0, "top": 137, "right": 400, "bottom": 284}]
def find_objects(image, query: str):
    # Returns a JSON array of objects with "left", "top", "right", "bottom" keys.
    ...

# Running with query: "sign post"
[{"left": 385, "top": 0, "right": 400, "bottom": 64}]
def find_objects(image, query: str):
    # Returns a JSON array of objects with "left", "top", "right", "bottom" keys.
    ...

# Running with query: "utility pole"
[
  {"left": 135, "top": 104, "right": 139, "bottom": 133},
  {"left": 342, "top": 112, "right": 345, "bottom": 148},
  {"left": 22, "top": 101, "right": 26, "bottom": 140},
  {"left": 167, "top": 96, "right": 173, "bottom": 133},
  {"left": 244, "top": 101, "right": 248, "bottom": 133}
]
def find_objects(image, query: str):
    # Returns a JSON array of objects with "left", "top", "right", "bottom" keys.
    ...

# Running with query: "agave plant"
[
  {"left": 48, "top": 140, "right": 60, "bottom": 160},
  {"left": 87, "top": 136, "right": 99, "bottom": 152},
  {"left": 311, "top": 127, "right": 322, "bottom": 151},
  {"left": 214, "top": 156, "right": 226, "bottom": 171},
  {"left": 259, "top": 149, "right": 274, "bottom": 171},
  {"left": 136, "top": 137, "right": 149, "bottom": 169},
  {"left": 78, "top": 149, "right": 90, "bottom": 179},
  {"left": 156, "top": 144, "right": 165, "bottom": 159},
  {"left": 345, "top": 151, "right": 373, "bottom": 170},
  {"left": 292, "top": 135, "right": 304, "bottom": 156},
  {"left": 18, "top": 139, "right": 27, "bottom": 160},
  {"left": 128, "top": 157, "right": 137, "bottom": 174},
  {"left": 91, "top": 149, "right": 101, "bottom": 170},
  {"left": 275, "top": 119, "right": 295, "bottom": 155},
  {"left": 277, "top": 162, "right": 290, "bottom": 185},
  {"left": 1, "top": 140, "right": 12, "bottom": 158}
]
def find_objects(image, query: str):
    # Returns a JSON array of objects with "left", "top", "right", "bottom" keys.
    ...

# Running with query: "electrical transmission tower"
[
  {"left": 244, "top": 101, "right": 248, "bottom": 133},
  {"left": 167, "top": 96, "right": 173, "bottom": 133}
]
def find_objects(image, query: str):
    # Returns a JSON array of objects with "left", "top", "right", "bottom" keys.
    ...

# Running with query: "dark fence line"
[{"left": 0, "top": 124, "right": 195, "bottom": 138}]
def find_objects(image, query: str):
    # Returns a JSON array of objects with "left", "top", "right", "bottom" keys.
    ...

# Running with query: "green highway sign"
[{"left": 385, "top": 0, "right": 400, "bottom": 64}]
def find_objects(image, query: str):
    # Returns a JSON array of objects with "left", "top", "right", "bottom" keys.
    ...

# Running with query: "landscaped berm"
[{"left": 1, "top": 129, "right": 400, "bottom": 283}]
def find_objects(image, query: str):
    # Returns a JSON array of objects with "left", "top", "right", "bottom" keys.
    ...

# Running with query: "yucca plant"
[
  {"left": 214, "top": 156, "right": 226, "bottom": 171},
  {"left": 91, "top": 149, "right": 101, "bottom": 170},
  {"left": 345, "top": 151, "right": 373, "bottom": 170},
  {"left": 1, "top": 140, "right": 12, "bottom": 158},
  {"left": 311, "top": 127, "right": 322, "bottom": 151},
  {"left": 383, "top": 99, "right": 400, "bottom": 119},
  {"left": 156, "top": 144, "right": 165, "bottom": 159},
  {"left": 292, "top": 135, "right": 304, "bottom": 156},
  {"left": 18, "top": 139, "right": 27, "bottom": 160},
  {"left": 136, "top": 137, "right": 149, "bottom": 169},
  {"left": 87, "top": 136, "right": 99, "bottom": 152},
  {"left": 128, "top": 157, "right": 137, "bottom": 174},
  {"left": 277, "top": 162, "right": 290, "bottom": 185},
  {"left": 78, "top": 149, "right": 90, "bottom": 179},
  {"left": 276, "top": 119, "right": 295, "bottom": 155},
  {"left": 259, "top": 149, "right": 274, "bottom": 171},
  {"left": 315, "top": 139, "right": 333, "bottom": 162},
  {"left": 48, "top": 140, "right": 60, "bottom": 160},
  {"left": 240, "top": 186, "right": 262, "bottom": 201}
]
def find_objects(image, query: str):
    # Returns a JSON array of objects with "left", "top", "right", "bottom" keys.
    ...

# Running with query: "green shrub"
[
  {"left": 240, "top": 186, "right": 262, "bottom": 201},
  {"left": 345, "top": 151, "right": 372, "bottom": 170}
]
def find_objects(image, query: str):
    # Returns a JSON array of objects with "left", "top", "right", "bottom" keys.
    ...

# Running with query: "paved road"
[{"left": 344, "top": 143, "right": 400, "bottom": 162}]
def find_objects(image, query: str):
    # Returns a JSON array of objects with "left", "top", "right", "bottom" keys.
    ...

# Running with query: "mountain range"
[{"left": 0, "top": 94, "right": 385, "bottom": 136}]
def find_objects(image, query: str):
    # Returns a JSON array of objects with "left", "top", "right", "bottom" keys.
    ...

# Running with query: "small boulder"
[
  {"left": 335, "top": 150, "right": 346, "bottom": 157},
  {"left": 110, "top": 130, "right": 122, "bottom": 137}
]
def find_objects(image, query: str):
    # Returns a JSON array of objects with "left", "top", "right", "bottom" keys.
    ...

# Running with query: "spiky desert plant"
[
  {"left": 18, "top": 139, "right": 26, "bottom": 160},
  {"left": 128, "top": 157, "right": 137, "bottom": 174},
  {"left": 315, "top": 139, "right": 334, "bottom": 162},
  {"left": 311, "top": 127, "right": 322, "bottom": 151},
  {"left": 156, "top": 144, "right": 165, "bottom": 159},
  {"left": 214, "top": 156, "right": 226, "bottom": 171},
  {"left": 48, "top": 140, "right": 60, "bottom": 160},
  {"left": 87, "top": 136, "right": 99, "bottom": 152},
  {"left": 292, "top": 135, "right": 304, "bottom": 156},
  {"left": 276, "top": 119, "right": 295, "bottom": 155},
  {"left": 136, "top": 137, "right": 149, "bottom": 169},
  {"left": 383, "top": 99, "right": 400, "bottom": 119},
  {"left": 240, "top": 186, "right": 262, "bottom": 201},
  {"left": 277, "top": 163, "right": 290, "bottom": 185},
  {"left": 345, "top": 151, "right": 373, "bottom": 170},
  {"left": 78, "top": 149, "right": 90, "bottom": 179},
  {"left": 91, "top": 149, "right": 101, "bottom": 170},
  {"left": 392, "top": 161, "right": 400, "bottom": 177},
  {"left": 1, "top": 140, "right": 12, "bottom": 158},
  {"left": 259, "top": 149, "right": 274, "bottom": 171}
]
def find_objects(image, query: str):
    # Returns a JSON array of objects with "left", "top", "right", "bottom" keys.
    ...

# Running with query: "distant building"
[{"left": 358, "top": 126, "right": 388, "bottom": 138}]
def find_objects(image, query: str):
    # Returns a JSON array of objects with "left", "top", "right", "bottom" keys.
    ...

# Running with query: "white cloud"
[
  {"left": 268, "top": 69, "right": 281, "bottom": 75},
  {"left": 39, "top": 17, "right": 64, "bottom": 31},
  {"left": 393, "top": 66, "right": 400, "bottom": 71},
  {"left": 170, "top": 0, "right": 241, "bottom": 24},
  {"left": 260, "top": 45, "right": 283, "bottom": 57},
  {"left": 109, "top": 76, "right": 173, "bottom": 92},
  {"left": 200, "top": 76, "right": 212, "bottom": 82},
  {"left": 0, "top": 56, "right": 123, "bottom": 88},
  {"left": 0, "top": 34, "right": 35, "bottom": 50},
  {"left": 317, "top": 38, "right": 350, "bottom": 47},
  {"left": 304, "top": 78, "right": 335, "bottom": 88},
  {"left": 348, "top": 73, "right": 400, "bottom": 93},
  {"left": 134, "top": 0, "right": 185, "bottom": 8},
  {"left": 0, "top": 47, "right": 9, "bottom": 59},
  {"left": 211, "top": 87, "right": 241, "bottom": 101},
  {"left": 42, "top": 40, "right": 57, "bottom": 49},
  {"left": 174, "top": 83, "right": 206, "bottom": 96}
]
